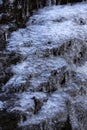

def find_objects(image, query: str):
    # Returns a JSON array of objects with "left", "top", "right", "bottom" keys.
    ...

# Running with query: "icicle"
[
  {"left": 52, "top": 0, "right": 56, "bottom": 5},
  {"left": 46, "top": 0, "right": 52, "bottom": 6},
  {"left": 67, "top": 0, "right": 68, "bottom": 4},
  {"left": 36, "top": 0, "right": 39, "bottom": 9},
  {"left": 40, "top": 123, "right": 43, "bottom": 130},
  {"left": 26, "top": 0, "right": 30, "bottom": 17},
  {"left": 47, "top": 0, "right": 56, "bottom": 6},
  {"left": 58, "top": 0, "right": 61, "bottom": 5},
  {"left": 23, "top": 0, "right": 26, "bottom": 18},
  {"left": 22, "top": 5, "right": 25, "bottom": 19},
  {"left": 5, "top": 31, "right": 8, "bottom": 42},
  {"left": 39, "top": 0, "right": 43, "bottom": 8}
]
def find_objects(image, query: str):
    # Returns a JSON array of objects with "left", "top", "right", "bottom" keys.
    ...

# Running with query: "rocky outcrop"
[
  {"left": 0, "top": 28, "right": 22, "bottom": 91},
  {"left": 0, "top": 0, "right": 86, "bottom": 30},
  {"left": 0, "top": 2, "right": 87, "bottom": 130}
]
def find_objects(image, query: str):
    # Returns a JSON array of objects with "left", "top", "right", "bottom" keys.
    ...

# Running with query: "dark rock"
[
  {"left": 0, "top": 110, "right": 20, "bottom": 130},
  {"left": 0, "top": 0, "right": 86, "bottom": 32},
  {"left": 0, "top": 29, "right": 6, "bottom": 51}
]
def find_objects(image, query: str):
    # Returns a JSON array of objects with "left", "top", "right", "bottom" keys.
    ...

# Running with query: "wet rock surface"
[
  {"left": 0, "top": 1, "right": 87, "bottom": 130},
  {"left": 0, "top": 0, "right": 86, "bottom": 32}
]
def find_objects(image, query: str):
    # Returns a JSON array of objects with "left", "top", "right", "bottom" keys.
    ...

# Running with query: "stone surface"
[
  {"left": 0, "top": 29, "right": 6, "bottom": 50},
  {"left": 0, "top": 1, "right": 87, "bottom": 130},
  {"left": 0, "top": 0, "right": 86, "bottom": 31}
]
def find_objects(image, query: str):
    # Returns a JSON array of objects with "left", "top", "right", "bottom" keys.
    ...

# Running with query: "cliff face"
[
  {"left": 0, "top": 0, "right": 46, "bottom": 29},
  {"left": 0, "top": 0, "right": 86, "bottom": 29},
  {"left": 0, "top": 1, "right": 87, "bottom": 130},
  {"left": 0, "top": 2, "right": 87, "bottom": 130}
]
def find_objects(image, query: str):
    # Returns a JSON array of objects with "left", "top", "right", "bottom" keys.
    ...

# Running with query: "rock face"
[
  {"left": 0, "top": 29, "right": 6, "bottom": 50},
  {"left": 0, "top": 0, "right": 86, "bottom": 30},
  {"left": 0, "top": 1, "right": 87, "bottom": 130}
]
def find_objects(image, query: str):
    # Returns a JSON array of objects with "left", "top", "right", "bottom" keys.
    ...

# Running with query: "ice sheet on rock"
[
  {"left": 7, "top": 29, "right": 31, "bottom": 52},
  {"left": 29, "top": 57, "right": 67, "bottom": 89},
  {"left": 5, "top": 2, "right": 87, "bottom": 92},
  {"left": 77, "top": 62, "right": 87, "bottom": 75},
  {"left": 2, "top": 75, "right": 26, "bottom": 92},
  {"left": 18, "top": 92, "right": 47, "bottom": 109},
  {"left": 28, "top": 4, "right": 87, "bottom": 26},
  {"left": 3, "top": 56, "right": 67, "bottom": 91},
  {"left": 10, "top": 95, "right": 35, "bottom": 113},
  {"left": 0, "top": 101, "right": 3, "bottom": 110},
  {"left": 9, "top": 92, "right": 47, "bottom": 117},
  {"left": 19, "top": 92, "right": 68, "bottom": 126},
  {"left": 2, "top": 2, "right": 87, "bottom": 130},
  {"left": 7, "top": 3, "right": 87, "bottom": 54}
]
